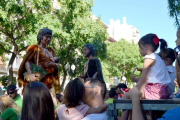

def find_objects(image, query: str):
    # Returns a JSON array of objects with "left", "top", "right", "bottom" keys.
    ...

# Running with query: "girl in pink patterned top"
[{"left": 56, "top": 78, "right": 108, "bottom": 120}]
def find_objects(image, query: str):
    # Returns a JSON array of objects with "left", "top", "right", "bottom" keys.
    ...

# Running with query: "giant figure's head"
[{"left": 83, "top": 44, "right": 95, "bottom": 57}]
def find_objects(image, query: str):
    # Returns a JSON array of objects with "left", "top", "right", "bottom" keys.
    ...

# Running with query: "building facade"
[{"left": 107, "top": 17, "right": 140, "bottom": 43}]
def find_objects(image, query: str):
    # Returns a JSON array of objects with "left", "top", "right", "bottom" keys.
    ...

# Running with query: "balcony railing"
[
  {"left": 0, "top": 64, "right": 18, "bottom": 73},
  {"left": 0, "top": 64, "right": 6, "bottom": 72}
]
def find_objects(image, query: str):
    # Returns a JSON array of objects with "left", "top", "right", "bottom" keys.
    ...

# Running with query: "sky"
[{"left": 91, "top": 0, "right": 177, "bottom": 50}]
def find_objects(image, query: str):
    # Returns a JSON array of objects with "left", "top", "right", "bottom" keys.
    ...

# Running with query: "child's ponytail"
[{"left": 159, "top": 39, "right": 167, "bottom": 53}]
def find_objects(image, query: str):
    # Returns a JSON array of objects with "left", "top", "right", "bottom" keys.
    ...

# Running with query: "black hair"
[
  {"left": 158, "top": 48, "right": 176, "bottom": 63},
  {"left": 115, "top": 83, "right": 127, "bottom": 90},
  {"left": 85, "top": 78, "right": 107, "bottom": 100},
  {"left": 64, "top": 78, "right": 85, "bottom": 107},
  {"left": 109, "top": 87, "right": 118, "bottom": 98},
  {"left": 37, "top": 28, "right": 52, "bottom": 45},
  {"left": 21, "top": 82, "right": 55, "bottom": 120},
  {"left": 83, "top": 44, "right": 95, "bottom": 56},
  {"left": 56, "top": 93, "right": 63, "bottom": 103},
  {"left": 138, "top": 33, "right": 167, "bottom": 52},
  {"left": 7, "top": 85, "right": 16, "bottom": 91}
]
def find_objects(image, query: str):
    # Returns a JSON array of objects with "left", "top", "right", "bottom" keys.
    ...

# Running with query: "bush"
[{"left": 0, "top": 75, "right": 16, "bottom": 89}]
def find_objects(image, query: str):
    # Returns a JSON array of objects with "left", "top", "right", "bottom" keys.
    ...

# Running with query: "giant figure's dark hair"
[
  {"left": 83, "top": 44, "right": 95, "bottom": 56},
  {"left": 37, "top": 28, "right": 52, "bottom": 45},
  {"left": 21, "top": 81, "right": 55, "bottom": 120}
]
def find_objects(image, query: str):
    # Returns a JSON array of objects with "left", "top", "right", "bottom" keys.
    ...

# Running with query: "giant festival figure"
[{"left": 18, "top": 28, "right": 60, "bottom": 94}]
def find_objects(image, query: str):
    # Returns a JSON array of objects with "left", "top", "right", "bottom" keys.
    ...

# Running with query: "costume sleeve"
[
  {"left": 95, "top": 58, "right": 104, "bottom": 81},
  {"left": 17, "top": 45, "right": 38, "bottom": 87},
  {"left": 47, "top": 47, "right": 60, "bottom": 94}
]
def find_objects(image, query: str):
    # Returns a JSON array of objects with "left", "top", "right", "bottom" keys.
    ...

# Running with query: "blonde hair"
[{"left": 0, "top": 95, "right": 20, "bottom": 115}]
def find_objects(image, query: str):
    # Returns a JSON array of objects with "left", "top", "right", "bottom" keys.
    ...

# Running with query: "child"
[
  {"left": 158, "top": 48, "right": 176, "bottom": 98},
  {"left": 136, "top": 34, "right": 171, "bottom": 99},
  {"left": 121, "top": 34, "right": 172, "bottom": 120},
  {"left": 174, "top": 27, "right": 180, "bottom": 98},
  {"left": 56, "top": 78, "right": 108, "bottom": 120},
  {"left": 105, "top": 87, "right": 118, "bottom": 104},
  {"left": 115, "top": 83, "right": 128, "bottom": 99},
  {"left": 0, "top": 95, "right": 20, "bottom": 120}
]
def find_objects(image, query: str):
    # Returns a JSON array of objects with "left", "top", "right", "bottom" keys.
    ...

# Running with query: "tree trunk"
[
  {"left": 60, "top": 65, "right": 67, "bottom": 92},
  {"left": 7, "top": 52, "right": 16, "bottom": 86}
]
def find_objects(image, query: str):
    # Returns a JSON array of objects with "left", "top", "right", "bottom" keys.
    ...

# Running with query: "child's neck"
[
  {"left": 146, "top": 50, "right": 154, "bottom": 55},
  {"left": 166, "top": 64, "right": 173, "bottom": 66}
]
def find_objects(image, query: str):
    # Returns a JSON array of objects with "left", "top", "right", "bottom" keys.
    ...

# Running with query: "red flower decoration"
[{"left": 153, "top": 34, "right": 159, "bottom": 45}]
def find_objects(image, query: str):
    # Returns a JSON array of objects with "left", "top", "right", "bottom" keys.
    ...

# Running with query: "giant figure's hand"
[
  {"left": 45, "top": 61, "right": 58, "bottom": 69},
  {"left": 28, "top": 73, "right": 37, "bottom": 81}
]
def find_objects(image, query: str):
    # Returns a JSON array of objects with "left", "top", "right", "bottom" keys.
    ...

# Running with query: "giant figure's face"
[
  {"left": 41, "top": 34, "right": 52, "bottom": 46},
  {"left": 83, "top": 47, "right": 91, "bottom": 57}
]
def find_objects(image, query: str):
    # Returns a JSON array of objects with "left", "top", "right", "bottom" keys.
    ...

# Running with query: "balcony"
[
  {"left": 0, "top": 64, "right": 18, "bottom": 75},
  {"left": 0, "top": 64, "right": 7, "bottom": 74}
]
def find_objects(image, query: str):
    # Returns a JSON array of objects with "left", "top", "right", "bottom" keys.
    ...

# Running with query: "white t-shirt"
[
  {"left": 144, "top": 53, "right": 171, "bottom": 84},
  {"left": 82, "top": 111, "right": 108, "bottom": 120},
  {"left": 167, "top": 65, "right": 176, "bottom": 98}
]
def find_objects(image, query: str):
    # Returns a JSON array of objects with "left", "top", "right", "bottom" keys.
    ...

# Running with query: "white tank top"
[{"left": 144, "top": 53, "right": 171, "bottom": 84}]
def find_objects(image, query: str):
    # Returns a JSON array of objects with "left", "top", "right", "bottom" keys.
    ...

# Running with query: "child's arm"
[
  {"left": 86, "top": 103, "right": 108, "bottom": 114},
  {"left": 131, "top": 67, "right": 140, "bottom": 83},
  {"left": 135, "top": 58, "right": 155, "bottom": 97}
]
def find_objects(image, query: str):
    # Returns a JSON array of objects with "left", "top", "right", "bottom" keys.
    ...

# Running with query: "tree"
[
  {"left": 168, "top": 0, "right": 180, "bottom": 27},
  {"left": 52, "top": 0, "right": 108, "bottom": 90},
  {"left": 102, "top": 39, "right": 143, "bottom": 86},
  {"left": 0, "top": 0, "right": 51, "bottom": 85}
]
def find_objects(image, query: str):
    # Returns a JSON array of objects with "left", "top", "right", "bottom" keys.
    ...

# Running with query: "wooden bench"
[{"left": 107, "top": 99, "right": 180, "bottom": 120}]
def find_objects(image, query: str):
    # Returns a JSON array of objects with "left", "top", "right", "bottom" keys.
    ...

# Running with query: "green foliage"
[
  {"left": 0, "top": 48, "right": 4, "bottom": 56},
  {"left": 168, "top": 0, "right": 180, "bottom": 27},
  {"left": 30, "top": 63, "right": 47, "bottom": 75},
  {"left": 0, "top": 0, "right": 52, "bottom": 84},
  {"left": 0, "top": 0, "right": 108, "bottom": 88},
  {"left": 0, "top": 0, "right": 52, "bottom": 49},
  {"left": 0, "top": 75, "right": 16, "bottom": 89},
  {"left": 102, "top": 39, "right": 143, "bottom": 86}
]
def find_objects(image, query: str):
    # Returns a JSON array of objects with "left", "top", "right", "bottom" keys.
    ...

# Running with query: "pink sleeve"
[{"left": 77, "top": 104, "right": 89, "bottom": 116}]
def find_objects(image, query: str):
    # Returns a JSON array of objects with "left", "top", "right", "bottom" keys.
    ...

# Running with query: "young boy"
[
  {"left": 158, "top": 48, "right": 176, "bottom": 98},
  {"left": 115, "top": 83, "right": 128, "bottom": 99}
]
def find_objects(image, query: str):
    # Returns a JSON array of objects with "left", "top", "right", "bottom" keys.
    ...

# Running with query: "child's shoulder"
[
  {"left": 144, "top": 53, "right": 156, "bottom": 59},
  {"left": 76, "top": 104, "right": 89, "bottom": 109},
  {"left": 167, "top": 65, "right": 175, "bottom": 72}
]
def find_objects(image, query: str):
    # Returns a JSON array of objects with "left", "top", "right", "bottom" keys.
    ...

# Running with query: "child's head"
[
  {"left": 115, "top": 83, "right": 127, "bottom": 94},
  {"left": 158, "top": 48, "right": 175, "bottom": 66},
  {"left": 21, "top": 81, "right": 54, "bottom": 120},
  {"left": 109, "top": 87, "right": 118, "bottom": 99},
  {"left": 56, "top": 93, "right": 63, "bottom": 104},
  {"left": 64, "top": 78, "right": 85, "bottom": 107},
  {"left": 176, "top": 28, "right": 180, "bottom": 47},
  {"left": 138, "top": 34, "right": 167, "bottom": 56}
]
